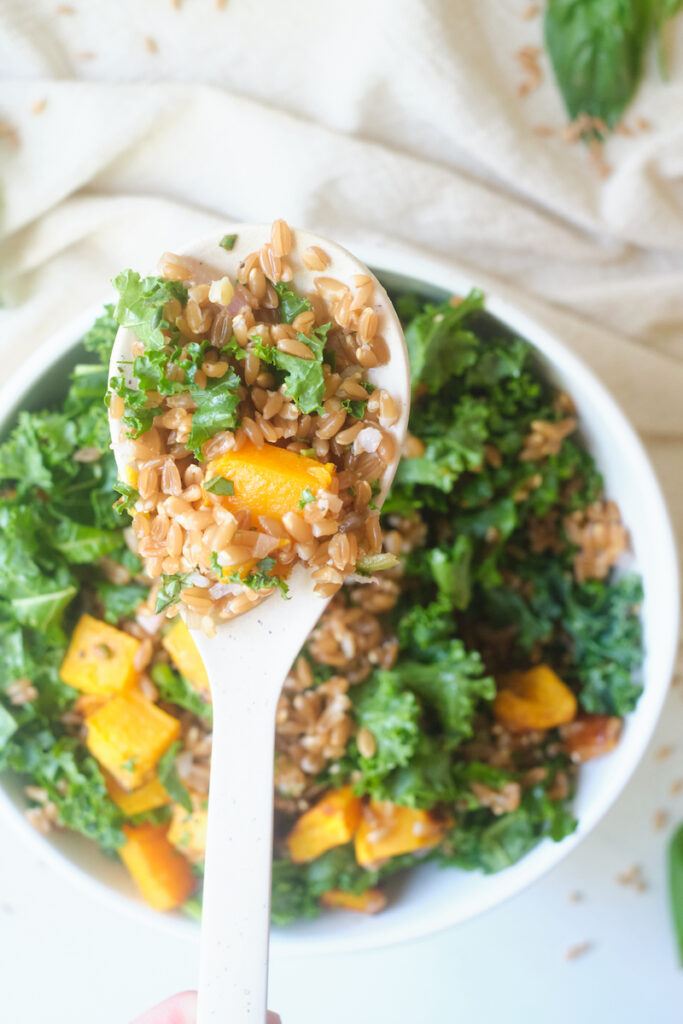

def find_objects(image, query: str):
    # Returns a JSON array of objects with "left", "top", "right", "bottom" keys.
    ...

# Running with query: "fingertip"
[{"left": 131, "top": 990, "right": 198, "bottom": 1024}]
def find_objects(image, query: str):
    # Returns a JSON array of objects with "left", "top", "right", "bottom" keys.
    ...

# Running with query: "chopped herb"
[
  {"left": 253, "top": 324, "right": 330, "bottom": 414},
  {"left": 113, "top": 482, "right": 139, "bottom": 517},
  {"left": 186, "top": 371, "right": 241, "bottom": 459},
  {"left": 298, "top": 486, "right": 315, "bottom": 509},
  {"left": 341, "top": 398, "right": 368, "bottom": 419},
  {"left": 219, "top": 234, "right": 237, "bottom": 251},
  {"left": 204, "top": 477, "right": 235, "bottom": 496},
  {"left": 229, "top": 557, "right": 290, "bottom": 599},
  {"left": 274, "top": 281, "right": 312, "bottom": 324},
  {"left": 121, "top": 756, "right": 138, "bottom": 773},
  {"left": 155, "top": 572, "right": 193, "bottom": 613},
  {"left": 300, "top": 448, "right": 317, "bottom": 457},
  {"left": 157, "top": 741, "right": 193, "bottom": 813},
  {"left": 107, "top": 377, "right": 160, "bottom": 439},
  {"left": 112, "top": 270, "right": 187, "bottom": 351}
]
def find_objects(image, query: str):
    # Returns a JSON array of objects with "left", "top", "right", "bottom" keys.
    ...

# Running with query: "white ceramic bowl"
[{"left": 0, "top": 246, "right": 678, "bottom": 957}]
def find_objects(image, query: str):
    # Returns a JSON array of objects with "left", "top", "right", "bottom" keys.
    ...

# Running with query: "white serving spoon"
[{"left": 109, "top": 225, "right": 410, "bottom": 1024}]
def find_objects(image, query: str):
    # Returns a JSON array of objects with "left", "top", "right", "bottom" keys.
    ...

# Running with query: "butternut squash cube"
[
  {"left": 493, "top": 664, "right": 577, "bottom": 732},
  {"left": 60, "top": 614, "right": 140, "bottom": 696},
  {"left": 206, "top": 441, "right": 335, "bottom": 521},
  {"left": 320, "top": 888, "right": 387, "bottom": 914},
  {"left": 119, "top": 823, "right": 196, "bottom": 911},
  {"left": 85, "top": 690, "right": 180, "bottom": 790},
  {"left": 355, "top": 803, "right": 449, "bottom": 868},
  {"left": 162, "top": 619, "right": 210, "bottom": 692},
  {"left": 286, "top": 786, "right": 362, "bottom": 864},
  {"left": 106, "top": 773, "right": 171, "bottom": 816},
  {"left": 168, "top": 794, "right": 208, "bottom": 860}
]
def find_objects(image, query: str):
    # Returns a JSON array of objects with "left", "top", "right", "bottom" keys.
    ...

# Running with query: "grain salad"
[
  {"left": 108, "top": 221, "right": 400, "bottom": 636},
  {"left": 0, "top": 282, "right": 644, "bottom": 922}
]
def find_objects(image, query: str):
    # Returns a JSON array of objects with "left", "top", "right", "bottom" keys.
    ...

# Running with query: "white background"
[{"left": 2, "top": 681, "right": 682, "bottom": 1024}]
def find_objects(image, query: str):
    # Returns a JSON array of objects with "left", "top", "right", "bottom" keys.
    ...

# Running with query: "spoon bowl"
[{"left": 108, "top": 225, "right": 411, "bottom": 1023}]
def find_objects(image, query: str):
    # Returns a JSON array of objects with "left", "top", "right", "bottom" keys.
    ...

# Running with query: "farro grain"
[
  {"left": 282, "top": 511, "right": 313, "bottom": 543},
  {"left": 110, "top": 394, "right": 125, "bottom": 419},
  {"left": 292, "top": 310, "right": 316, "bottom": 335},
  {"left": 315, "top": 277, "right": 349, "bottom": 302},
  {"left": 316, "top": 409, "right": 346, "bottom": 440},
  {"left": 159, "top": 254, "right": 192, "bottom": 281},
  {"left": 242, "top": 416, "right": 265, "bottom": 448},
  {"left": 271, "top": 219, "right": 292, "bottom": 258},
  {"left": 248, "top": 266, "right": 267, "bottom": 302},
  {"left": 260, "top": 245, "right": 282, "bottom": 281},
  {"left": 335, "top": 422, "right": 364, "bottom": 447},
  {"left": 357, "top": 345, "right": 379, "bottom": 368},
  {"left": 356, "top": 727, "right": 377, "bottom": 759},
  {"left": 358, "top": 307, "right": 378, "bottom": 343},
  {"left": 73, "top": 446, "right": 101, "bottom": 463},
  {"left": 302, "top": 246, "right": 329, "bottom": 271}
]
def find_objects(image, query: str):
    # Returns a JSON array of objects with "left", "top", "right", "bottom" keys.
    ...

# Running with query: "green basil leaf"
[{"left": 544, "top": 0, "right": 652, "bottom": 130}]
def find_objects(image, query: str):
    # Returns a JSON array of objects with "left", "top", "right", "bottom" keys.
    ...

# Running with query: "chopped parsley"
[
  {"left": 219, "top": 234, "right": 237, "bottom": 251},
  {"left": 253, "top": 324, "right": 331, "bottom": 414},
  {"left": 112, "top": 482, "right": 139, "bottom": 517},
  {"left": 155, "top": 572, "right": 193, "bottom": 613},
  {"left": 274, "top": 281, "right": 312, "bottom": 324},
  {"left": 228, "top": 557, "right": 290, "bottom": 599},
  {"left": 204, "top": 477, "right": 235, "bottom": 496},
  {"left": 298, "top": 486, "right": 316, "bottom": 509}
]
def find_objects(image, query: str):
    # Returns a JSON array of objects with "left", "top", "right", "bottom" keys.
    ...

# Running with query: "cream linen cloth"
[{"left": 0, "top": 0, "right": 682, "bottom": 566}]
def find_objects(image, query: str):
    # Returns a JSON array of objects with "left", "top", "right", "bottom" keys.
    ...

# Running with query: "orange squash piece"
[
  {"left": 354, "top": 803, "right": 450, "bottom": 868},
  {"left": 85, "top": 690, "right": 181, "bottom": 790},
  {"left": 106, "top": 774, "right": 171, "bottom": 816},
  {"left": 493, "top": 664, "right": 577, "bottom": 732},
  {"left": 167, "top": 793, "right": 208, "bottom": 860},
  {"left": 205, "top": 441, "right": 335, "bottom": 521},
  {"left": 162, "top": 619, "right": 210, "bottom": 692},
  {"left": 320, "top": 888, "right": 387, "bottom": 914},
  {"left": 119, "top": 823, "right": 196, "bottom": 911},
  {"left": 560, "top": 714, "right": 622, "bottom": 762},
  {"left": 286, "top": 786, "right": 362, "bottom": 864},
  {"left": 60, "top": 614, "right": 140, "bottom": 696}
]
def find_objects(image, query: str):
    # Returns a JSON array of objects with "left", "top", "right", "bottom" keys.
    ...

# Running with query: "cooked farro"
[{"left": 109, "top": 221, "right": 399, "bottom": 633}]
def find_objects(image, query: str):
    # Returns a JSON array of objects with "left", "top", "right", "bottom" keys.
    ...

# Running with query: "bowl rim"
[{"left": 0, "top": 245, "right": 678, "bottom": 956}]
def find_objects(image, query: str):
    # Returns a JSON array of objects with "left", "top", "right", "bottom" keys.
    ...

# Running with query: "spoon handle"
[{"left": 196, "top": 658, "right": 278, "bottom": 1024}]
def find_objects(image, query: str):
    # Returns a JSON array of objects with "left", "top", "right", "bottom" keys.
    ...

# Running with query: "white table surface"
[{"left": 2, "top": 681, "right": 682, "bottom": 1024}]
